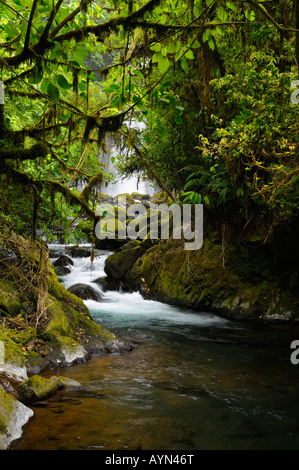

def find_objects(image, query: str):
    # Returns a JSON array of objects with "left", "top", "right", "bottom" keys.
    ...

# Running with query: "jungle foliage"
[{"left": 0, "top": 0, "right": 298, "bottom": 245}]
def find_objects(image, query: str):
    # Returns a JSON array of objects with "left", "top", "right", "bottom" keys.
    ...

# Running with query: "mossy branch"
[
  {"left": 1, "top": 163, "right": 96, "bottom": 221},
  {"left": 43, "top": 180, "right": 95, "bottom": 219},
  {"left": 1, "top": 0, "right": 162, "bottom": 67},
  {"left": 0, "top": 142, "right": 48, "bottom": 162}
]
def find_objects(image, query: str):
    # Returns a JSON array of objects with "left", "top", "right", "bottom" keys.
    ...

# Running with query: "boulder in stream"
[
  {"left": 0, "top": 384, "right": 34, "bottom": 450},
  {"left": 104, "top": 245, "right": 146, "bottom": 281},
  {"left": 67, "top": 283, "right": 104, "bottom": 302},
  {"left": 65, "top": 245, "right": 91, "bottom": 258},
  {"left": 50, "top": 376, "right": 85, "bottom": 392},
  {"left": 93, "top": 276, "right": 120, "bottom": 292},
  {"left": 52, "top": 254, "right": 73, "bottom": 276},
  {"left": 53, "top": 255, "right": 74, "bottom": 267},
  {"left": 17, "top": 375, "right": 60, "bottom": 405}
]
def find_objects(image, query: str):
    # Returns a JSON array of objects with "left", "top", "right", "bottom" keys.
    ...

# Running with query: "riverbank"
[
  {"left": 0, "top": 233, "right": 134, "bottom": 449},
  {"left": 107, "top": 236, "right": 299, "bottom": 323}
]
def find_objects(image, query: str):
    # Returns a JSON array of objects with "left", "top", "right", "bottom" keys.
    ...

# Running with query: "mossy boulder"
[
  {"left": 124, "top": 237, "right": 299, "bottom": 322},
  {"left": 65, "top": 245, "right": 91, "bottom": 258},
  {"left": 131, "top": 192, "right": 150, "bottom": 201},
  {"left": 0, "top": 326, "right": 28, "bottom": 380},
  {"left": 0, "top": 385, "right": 34, "bottom": 450},
  {"left": 117, "top": 193, "right": 135, "bottom": 205},
  {"left": 52, "top": 255, "right": 73, "bottom": 277},
  {"left": 97, "top": 193, "right": 114, "bottom": 203},
  {"left": 17, "top": 375, "right": 60, "bottom": 404},
  {"left": 104, "top": 245, "right": 146, "bottom": 281},
  {"left": 0, "top": 233, "right": 134, "bottom": 376},
  {"left": 50, "top": 375, "right": 85, "bottom": 392}
]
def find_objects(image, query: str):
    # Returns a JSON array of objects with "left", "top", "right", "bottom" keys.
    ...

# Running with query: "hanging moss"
[
  {"left": 82, "top": 116, "right": 97, "bottom": 146},
  {"left": 80, "top": 173, "right": 103, "bottom": 203}
]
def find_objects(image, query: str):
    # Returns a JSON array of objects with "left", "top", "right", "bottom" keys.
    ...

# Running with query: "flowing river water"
[{"left": 18, "top": 246, "right": 299, "bottom": 450}]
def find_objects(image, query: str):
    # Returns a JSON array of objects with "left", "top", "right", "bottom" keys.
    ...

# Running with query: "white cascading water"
[
  {"left": 50, "top": 246, "right": 230, "bottom": 334},
  {"left": 98, "top": 130, "right": 158, "bottom": 198}
]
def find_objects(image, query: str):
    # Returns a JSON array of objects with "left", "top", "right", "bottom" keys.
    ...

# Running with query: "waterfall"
[{"left": 99, "top": 128, "right": 158, "bottom": 198}]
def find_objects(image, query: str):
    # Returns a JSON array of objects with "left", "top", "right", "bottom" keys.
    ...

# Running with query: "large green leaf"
[
  {"left": 57, "top": 74, "right": 72, "bottom": 90},
  {"left": 158, "top": 55, "right": 170, "bottom": 74},
  {"left": 47, "top": 83, "right": 60, "bottom": 102},
  {"left": 217, "top": 6, "right": 228, "bottom": 22}
]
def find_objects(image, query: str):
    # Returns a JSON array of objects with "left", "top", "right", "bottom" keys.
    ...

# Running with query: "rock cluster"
[{"left": 0, "top": 370, "right": 85, "bottom": 450}]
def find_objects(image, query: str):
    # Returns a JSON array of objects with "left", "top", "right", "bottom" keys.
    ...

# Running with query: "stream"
[{"left": 18, "top": 246, "right": 299, "bottom": 450}]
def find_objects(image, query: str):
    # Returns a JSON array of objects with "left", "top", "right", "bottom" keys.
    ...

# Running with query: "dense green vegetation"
[
  {"left": 0, "top": 1, "right": 298, "bottom": 449},
  {"left": 0, "top": 0, "right": 297, "bottom": 246},
  {"left": 0, "top": 0, "right": 297, "bottom": 320}
]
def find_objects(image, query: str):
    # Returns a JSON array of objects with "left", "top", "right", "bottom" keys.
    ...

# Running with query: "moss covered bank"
[
  {"left": 122, "top": 235, "right": 299, "bottom": 322},
  {"left": 0, "top": 232, "right": 133, "bottom": 449}
]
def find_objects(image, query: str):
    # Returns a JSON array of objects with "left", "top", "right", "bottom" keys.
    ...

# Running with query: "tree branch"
[
  {"left": 1, "top": 162, "right": 96, "bottom": 220},
  {"left": 1, "top": 0, "right": 162, "bottom": 67},
  {"left": 0, "top": 142, "right": 48, "bottom": 162},
  {"left": 24, "top": 0, "right": 39, "bottom": 51},
  {"left": 49, "top": 6, "right": 81, "bottom": 39},
  {"left": 38, "top": 0, "right": 64, "bottom": 45}
]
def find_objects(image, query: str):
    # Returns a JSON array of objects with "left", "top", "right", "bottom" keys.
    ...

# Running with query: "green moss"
[
  {"left": 0, "top": 386, "right": 14, "bottom": 434},
  {"left": 117, "top": 193, "right": 135, "bottom": 205},
  {"left": 0, "top": 279, "right": 22, "bottom": 316},
  {"left": 97, "top": 192, "right": 111, "bottom": 202},
  {"left": 0, "top": 326, "right": 26, "bottom": 367},
  {"left": 17, "top": 375, "right": 59, "bottom": 403},
  {"left": 0, "top": 232, "right": 124, "bottom": 372},
  {"left": 125, "top": 236, "right": 299, "bottom": 321}
]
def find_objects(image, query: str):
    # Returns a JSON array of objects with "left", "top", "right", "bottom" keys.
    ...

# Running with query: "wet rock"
[
  {"left": 38, "top": 336, "right": 89, "bottom": 369},
  {"left": 95, "top": 238, "right": 127, "bottom": 251},
  {"left": 0, "top": 364, "right": 28, "bottom": 384},
  {"left": 0, "top": 372, "right": 21, "bottom": 399},
  {"left": 131, "top": 192, "right": 150, "bottom": 201},
  {"left": 17, "top": 375, "right": 60, "bottom": 405},
  {"left": 49, "top": 248, "right": 64, "bottom": 258},
  {"left": 104, "top": 246, "right": 146, "bottom": 281},
  {"left": 50, "top": 376, "right": 86, "bottom": 392},
  {"left": 66, "top": 245, "right": 91, "bottom": 258},
  {"left": 53, "top": 254, "right": 74, "bottom": 267},
  {"left": 93, "top": 276, "right": 120, "bottom": 292},
  {"left": 116, "top": 240, "right": 141, "bottom": 252},
  {"left": 55, "top": 265, "right": 71, "bottom": 276},
  {"left": 0, "top": 384, "right": 34, "bottom": 450},
  {"left": 84, "top": 338, "right": 135, "bottom": 357},
  {"left": 67, "top": 283, "right": 104, "bottom": 301},
  {"left": 52, "top": 255, "right": 73, "bottom": 276}
]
